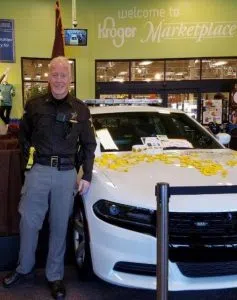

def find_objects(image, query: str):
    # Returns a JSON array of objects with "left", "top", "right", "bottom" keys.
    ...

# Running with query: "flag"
[{"left": 51, "top": 0, "right": 65, "bottom": 58}]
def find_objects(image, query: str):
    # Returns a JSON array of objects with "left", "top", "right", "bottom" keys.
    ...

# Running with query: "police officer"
[{"left": 2, "top": 56, "right": 96, "bottom": 299}]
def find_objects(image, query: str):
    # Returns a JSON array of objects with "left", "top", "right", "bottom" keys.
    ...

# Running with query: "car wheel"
[{"left": 73, "top": 203, "right": 94, "bottom": 280}]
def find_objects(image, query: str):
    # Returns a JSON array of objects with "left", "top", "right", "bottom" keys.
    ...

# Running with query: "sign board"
[
  {"left": 0, "top": 19, "right": 15, "bottom": 62},
  {"left": 202, "top": 99, "right": 223, "bottom": 125}
]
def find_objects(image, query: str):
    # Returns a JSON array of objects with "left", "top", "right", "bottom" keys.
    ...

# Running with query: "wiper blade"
[{"left": 163, "top": 146, "right": 193, "bottom": 150}]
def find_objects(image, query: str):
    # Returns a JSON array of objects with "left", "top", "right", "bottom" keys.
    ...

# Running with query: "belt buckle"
[{"left": 51, "top": 156, "right": 59, "bottom": 167}]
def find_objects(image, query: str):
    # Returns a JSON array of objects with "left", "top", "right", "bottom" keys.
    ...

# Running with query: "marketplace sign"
[
  {"left": 0, "top": 19, "right": 15, "bottom": 62},
  {"left": 97, "top": 6, "right": 237, "bottom": 48}
]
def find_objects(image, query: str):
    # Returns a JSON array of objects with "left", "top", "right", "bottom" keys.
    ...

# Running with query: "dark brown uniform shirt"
[{"left": 19, "top": 93, "right": 96, "bottom": 181}]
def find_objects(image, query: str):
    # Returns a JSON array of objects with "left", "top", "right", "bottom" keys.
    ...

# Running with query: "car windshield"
[{"left": 92, "top": 111, "right": 222, "bottom": 152}]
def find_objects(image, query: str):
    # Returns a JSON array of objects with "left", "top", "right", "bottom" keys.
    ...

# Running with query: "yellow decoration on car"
[
  {"left": 95, "top": 152, "right": 234, "bottom": 178},
  {"left": 226, "top": 160, "right": 237, "bottom": 167}
]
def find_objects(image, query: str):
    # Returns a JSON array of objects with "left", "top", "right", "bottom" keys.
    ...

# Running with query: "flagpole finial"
[{"left": 51, "top": 0, "right": 65, "bottom": 58}]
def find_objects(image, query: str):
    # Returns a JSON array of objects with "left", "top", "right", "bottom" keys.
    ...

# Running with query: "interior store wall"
[{"left": 1, "top": 0, "right": 237, "bottom": 119}]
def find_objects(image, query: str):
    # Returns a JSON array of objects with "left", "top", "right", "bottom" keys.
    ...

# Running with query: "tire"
[{"left": 73, "top": 200, "right": 94, "bottom": 280}]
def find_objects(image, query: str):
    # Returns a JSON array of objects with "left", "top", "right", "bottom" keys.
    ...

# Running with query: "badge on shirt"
[{"left": 69, "top": 112, "right": 78, "bottom": 123}]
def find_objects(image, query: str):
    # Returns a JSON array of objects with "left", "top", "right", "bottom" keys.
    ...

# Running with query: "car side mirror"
[{"left": 216, "top": 133, "right": 231, "bottom": 145}]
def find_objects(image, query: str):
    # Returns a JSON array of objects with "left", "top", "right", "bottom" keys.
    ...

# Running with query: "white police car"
[
  {"left": 69, "top": 34, "right": 78, "bottom": 45},
  {"left": 74, "top": 99, "right": 237, "bottom": 291}
]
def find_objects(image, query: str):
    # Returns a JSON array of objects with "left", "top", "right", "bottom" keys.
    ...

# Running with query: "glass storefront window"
[
  {"left": 21, "top": 57, "right": 76, "bottom": 103},
  {"left": 131, "top": 93, "right": 162, "bottom": 99},
  {"left": 99, "top": 93, "right": 164, "bottom": 106},
  {"left": 131, "top": 93, "right": 163, "bottom": 105},
  {"left": 167, "top": 93, "right": 198, "bottom": 119},
  {"left": 95, "top": 57, "right": 237, "bottom": 125},
  {"left": 96, "top": 61, "right": 129, "bottom": 82},
  {"left": 166, "top": 59, "right": 200, "bottom": 81},
  {"left": 23, "top": 82, "right": 48, "bottom": 101},
  {"left": 201, "top": 92, "right": 229, "bottom": 123},
  {"left": 96, "top": 58, "right": 237, "bottom": 83},
  {"left": 131, "top": 60, "right": 164, "bottom": 81},
  {"left": 99, "top": 94, "right": 129, "bottom": 99},
  {"left": 201, "top": 58, "right": 237, "bottom": 79},
  {"left": 23, "top": 82, "right": 75, "bottom": 102}
]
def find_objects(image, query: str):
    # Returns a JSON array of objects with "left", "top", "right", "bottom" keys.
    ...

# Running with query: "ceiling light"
[
  {"left": 145, "top": 78, "right": 151, "bottom": 82},
  {"left": 165, "top": 72, "right": 174, "bottom": 76},
  {"left": 137, "top": 68, "right": 142, "bottom": 74},
  {"left": 118, "top": 71, "right": 127, "bottom": 75},
  {"left": 108, "top": 62, "right": 115, "bottom": 68},
  {"left": 139, "top": 61, "right": 153, "bottom": 66},
  {"left": 212, "top": 61, "right": 227, "bottom": 67},
  {"left": 112, "top": 77, "right": 124, "bottom": 83},
  {"left": 154, "top": 73, "right": 162, "bottom": 80},
  {"left": 44, "top": 72, "right": 48, "bottom": 77}
]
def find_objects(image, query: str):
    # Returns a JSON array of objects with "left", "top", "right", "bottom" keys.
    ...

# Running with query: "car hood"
[{"left": 94, "top": 149, "right": 237, "bottom": 211}]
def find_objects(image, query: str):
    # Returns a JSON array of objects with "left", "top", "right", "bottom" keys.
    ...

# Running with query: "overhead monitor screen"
[{"left": 64, "top": 29, "right": 87, "bottom": 46}]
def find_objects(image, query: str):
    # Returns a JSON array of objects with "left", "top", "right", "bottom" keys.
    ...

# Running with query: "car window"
[{"left": 92, "top": 112, "right": 221, "bottom": 152}]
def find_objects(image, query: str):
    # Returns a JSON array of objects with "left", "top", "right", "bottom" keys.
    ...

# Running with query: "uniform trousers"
[{"left": 16, "top": 163, "right": 77, "bottom": 281}]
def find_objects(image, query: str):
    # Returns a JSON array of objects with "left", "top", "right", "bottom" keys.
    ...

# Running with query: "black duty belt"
[{"left": 34, "top": 155, "right": 75, "bottom": 171}]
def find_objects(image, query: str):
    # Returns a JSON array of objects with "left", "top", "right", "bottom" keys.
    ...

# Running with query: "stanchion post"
[{"left": 155, "top": 182, "right": 170, "bottom": 300}]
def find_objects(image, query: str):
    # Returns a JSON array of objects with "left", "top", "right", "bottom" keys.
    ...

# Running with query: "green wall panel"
[{"left": 0, "top": 0, "right": 237, "bottom": 117}]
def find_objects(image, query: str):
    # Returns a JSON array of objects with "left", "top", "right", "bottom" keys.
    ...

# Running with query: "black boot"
[
  {"left": 2, "top": 270, "right": 35, "bottom": 288},
  {"left": 48, "top": 280, "right": 66, "bottom": 299}
]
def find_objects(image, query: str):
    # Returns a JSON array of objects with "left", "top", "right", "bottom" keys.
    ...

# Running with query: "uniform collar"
[{"left": 44, "top": 93, "right": 73, "bottom": 107}]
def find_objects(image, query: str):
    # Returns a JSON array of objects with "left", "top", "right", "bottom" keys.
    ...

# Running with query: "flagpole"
[
  {"left": 72, "top": 0, "right": 77, "bottom": 27},
  {"left": 51, "top": 0, "right": 65, "bottom": 58}
]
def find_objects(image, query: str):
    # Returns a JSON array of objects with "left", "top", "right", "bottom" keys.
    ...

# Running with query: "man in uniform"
[{"left": 2, "top": 56, "right": 96, "bottom": 299}]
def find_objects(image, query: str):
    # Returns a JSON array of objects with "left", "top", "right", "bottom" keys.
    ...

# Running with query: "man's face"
[{"left": 48, "top": 63, "right": 71, "bottom": 99}]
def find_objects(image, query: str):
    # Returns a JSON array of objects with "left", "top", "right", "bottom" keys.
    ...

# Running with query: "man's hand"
[{"left": 77, "top": 178, "right": 91, "bottom": 195}]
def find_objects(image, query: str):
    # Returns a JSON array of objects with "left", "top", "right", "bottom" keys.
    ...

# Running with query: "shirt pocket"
[
  {"left": 68, "top": 121, "right": 83, "bottom": 140},
  {"left": 33, "top": 114, "right": 53, "bottom": 138}
]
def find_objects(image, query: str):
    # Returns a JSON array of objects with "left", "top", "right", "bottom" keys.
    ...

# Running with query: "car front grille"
[
  {"left": 176, "top": 261, "right": 237, "bottom": 277},
  {"left": 168, "top": 211, "right": 237, "bottom": 277},
  {"left": 169, "top": 211, "right": 237, "bottom": 246},
  {"left": 113, "top": 212, "right": 237, "bottom": 278}
]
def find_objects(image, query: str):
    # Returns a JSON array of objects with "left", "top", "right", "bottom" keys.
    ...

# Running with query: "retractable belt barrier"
[{"left": 155, "top": 183, "right": 237, "bottom": 300}]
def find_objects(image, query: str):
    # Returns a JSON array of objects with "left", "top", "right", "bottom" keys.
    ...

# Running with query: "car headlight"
[{"left": 93, "top": 199, "right": 156, "bottom": 236}]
